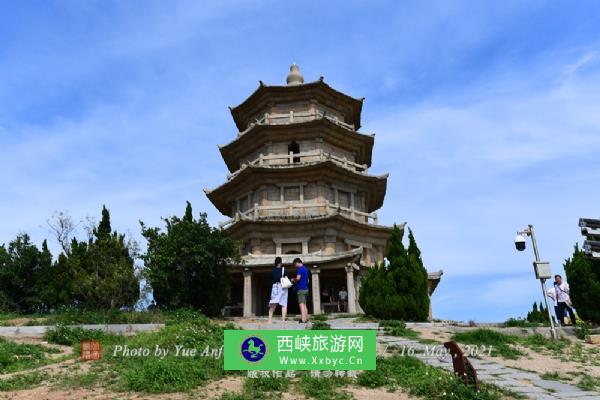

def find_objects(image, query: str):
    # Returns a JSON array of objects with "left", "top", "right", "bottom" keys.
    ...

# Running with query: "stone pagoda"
[{"left": 205, "top": 65, "right": 442, "bottom": 317}]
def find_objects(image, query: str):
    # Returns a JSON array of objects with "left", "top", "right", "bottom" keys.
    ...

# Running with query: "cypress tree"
[
  {"left": 564, "top": 244, "right": 600, "bottom": 323},
  {"left": 359, "top": 226, "right": 430, "bottom": 321},
  {"left": 96, "top": 205, "right": 112, "bottom": 238}
]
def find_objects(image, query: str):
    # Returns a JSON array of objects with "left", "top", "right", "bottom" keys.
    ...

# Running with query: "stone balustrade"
[
  {"left": 244, "top": 109, "right": 355, "bottom": 131},
  {"left": 227, "top": 149, "right": 368, "bottom": 180},
  {"left": 219, "top": 201, "right": 378, "bottom": 229}
]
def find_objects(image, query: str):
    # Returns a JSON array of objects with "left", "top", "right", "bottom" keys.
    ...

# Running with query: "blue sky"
[{"left": 1, "top": 1, "right": 599, "bottom": 321}]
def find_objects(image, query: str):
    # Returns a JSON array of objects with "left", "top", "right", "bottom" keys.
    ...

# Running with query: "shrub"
[
  {"left": 44, "top": 324, "right": 119, "bottom": 346},
  {"left": 526, "top": 302, "right": 549, "bottom": 324},
  {"left": 359, "top": 226, "right": 429, "bottom": 321},
  {"left": 504, "top": 318, "right": 538, "bottom": 327}
]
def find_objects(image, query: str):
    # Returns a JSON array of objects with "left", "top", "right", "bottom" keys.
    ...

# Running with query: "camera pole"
[{"left": 522, "top": 225, "right": 557, "bottom": 340}]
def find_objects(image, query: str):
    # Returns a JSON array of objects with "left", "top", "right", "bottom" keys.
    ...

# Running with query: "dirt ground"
[
  {"left": 410, "top": 324, "right": 600, "bottom": 379},
  {"left": 2, "top": 324, "right": 598, "bottom": 399}
]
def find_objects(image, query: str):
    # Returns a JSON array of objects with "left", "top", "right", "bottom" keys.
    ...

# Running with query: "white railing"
[
  {"left": 219, "top": 201, "right": 378, "bottom": 229},
  {"left": 227, "top": 149, "right": 368, "bottom": 180},
  {"left": 239, "top": 110, "right": 355, "bottom": 135}
]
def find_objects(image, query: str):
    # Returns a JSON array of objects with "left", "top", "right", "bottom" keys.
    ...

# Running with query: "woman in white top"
[{"left": 268, "top": 257, "right": 289, "bottom": 323}]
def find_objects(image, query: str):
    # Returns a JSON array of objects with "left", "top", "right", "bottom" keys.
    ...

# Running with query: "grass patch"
[
  {"left": 105, "top": 315, "right": 234, "bottom": 393},
  {"left": 353, "top": 315, "right": 378, "bottom": 323},
  {"left": 0, "top": 337, "right": 61, "bottom": 374},
  {"left": 358, "top": 355, "right": 521, "bottom": 399},
  {"left": 40, "top": 312, "right": 236, "bottom": 393},
  {"left": 521, "top": 333, "right": 569, "bottom": 355},
  {"left": 380, "top": 320, "right": 419, "bottom": 339},
  {"left": 242, "top": 375, "right": 290, "bottom": 399},
  {"left": 311, "top": 314, "right": 328, "bottom": 322},
  {"left": 0, "top": 308, "right": 165, "bottom": 326},
  {"left": 310, "top": 321, "right": 331, "bottom": 330},
  {"left": 540, "top": 372, "right": 562, "bottom": 381},
  {"left": 577, "top": 373, "right": 600, "bottom": 391},
  {"left": 44, "top": 324, "right": 122, "bottom": 348},
  {"left": 452, "top": 329, "right": 523, "bottom": 359},
  {"left": 0, "top": 371, "right": 48, "bottom": 391},
  {"left": 299, "top": 373, "right": 352, "bottom": 400},
  {"left": 54, "top": 369, "right": 103, "bottom": 389}
]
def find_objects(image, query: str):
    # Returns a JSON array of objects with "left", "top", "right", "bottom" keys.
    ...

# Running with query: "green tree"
[
  {"left": 564, "top": 244, "right": 600, "bottom": 323},
  {"left": 526, "top": 301, "right": 548, "bottom": 323},
  {"left": 34, "top": 240, "right": 54, "bottom": 311},
  {"left": 141, "top": 202, "right": 240, "bottom": 316},
  {"left": 0, "top": 234, "right": 51, "bottom": 313},
  {"left": 359, "top": 225, "right": 430, "bottom": 321},
  {"left": 70, "top": 206, "right": 139, "bottom": 309}
]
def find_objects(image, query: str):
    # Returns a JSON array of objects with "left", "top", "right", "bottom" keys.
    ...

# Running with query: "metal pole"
[
  {"left": 528, "top": 225, "right": 541, "bottom": 262},
  {"left": 528, "top": 225, "right": 557, "bottom": 340}
]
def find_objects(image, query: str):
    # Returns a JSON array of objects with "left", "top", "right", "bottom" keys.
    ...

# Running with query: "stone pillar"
[
  {"left": 354, "top": 270, "right": 364, "bottom": 314},
  {"left": 311, "top": 266, "right": 321, "bottom": 315},
  {"left": 428, "top": 296, "right": 433, "bottom": 321},
  {"left": 345, "top": 265, "right": 357, "bottom": 314},
  {"left": 243, "top": 269, "right": 253, "bottom": 317}
]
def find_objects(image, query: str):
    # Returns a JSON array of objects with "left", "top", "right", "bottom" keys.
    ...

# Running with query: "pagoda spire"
[{"left": 286, "top": 63, "right": 304, "bottom": 86}]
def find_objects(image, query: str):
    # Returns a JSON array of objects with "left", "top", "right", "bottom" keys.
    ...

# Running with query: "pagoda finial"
[{"left": 286, "top": 63, "right": 304, "bottom": 86}]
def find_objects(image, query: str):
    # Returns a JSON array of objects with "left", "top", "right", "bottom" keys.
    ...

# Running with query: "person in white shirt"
[
  {"left": 553, "top": 275, "right": 576, "bottom": 326},
  {"left": 546, "top": 287, "right": 562, "bottom": 324}
]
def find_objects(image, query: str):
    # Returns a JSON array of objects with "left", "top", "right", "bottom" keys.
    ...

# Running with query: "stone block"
[{"left": 585, "top": 334, "right": 600, "bottom": 344}]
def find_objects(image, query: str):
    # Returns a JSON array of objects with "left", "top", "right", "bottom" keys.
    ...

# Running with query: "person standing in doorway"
[
  {"left": 268, "top": 257, "right": 288, "bottom": 324},
  {"left": 338, "top": 286, "right": 348, "bottom": 312},
  {"left": 292, "top": 258, "right": 309, "bottom": 323},
  {"left": 553, "top": 275, "right": 576, "bottom": 326}
]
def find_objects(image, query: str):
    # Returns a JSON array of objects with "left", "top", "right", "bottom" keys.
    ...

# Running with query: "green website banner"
[{"left": 224, "top": 330, "right": 376, "bottom": 370}]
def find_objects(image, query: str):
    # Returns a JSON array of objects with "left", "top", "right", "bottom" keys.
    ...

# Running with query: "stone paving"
[
  {"left": 235, "top": 317, "right": 600, "bottom": 400},
  {"left": 378, "top": 335, "right": 600, "bottom": 400}
]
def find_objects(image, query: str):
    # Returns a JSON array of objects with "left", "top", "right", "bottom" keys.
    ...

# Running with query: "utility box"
[{"left": 533, "top": 261, "right": 552, "bottom": 279}]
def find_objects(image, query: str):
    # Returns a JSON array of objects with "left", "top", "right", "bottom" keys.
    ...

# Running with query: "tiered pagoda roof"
[
  {"left": 229, "top": 78, "right": 364, "bottom": 131},
  {"left": 205, "top": 161, "right": 388, "bottom": 217},
  {"left": 219, "top": 116, "right": 375, "bottom": 172}
]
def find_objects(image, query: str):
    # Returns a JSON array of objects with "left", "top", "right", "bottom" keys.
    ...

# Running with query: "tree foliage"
[
  {"left": 0, "top": 235, "right": 52, "bottom": 313},
  {"left": 0, "top": 206, "right": 139, "bottom": 312},
  {"left": 64, "top": 206, "right": 139, "bottom": 310},
  {"left": 359, "top": 225, "right": 430, "bottom": 321},
  {"left": 526, "top": 301, "right": 548, "bottom": 323},
  {"left": 141, "top": 202, "right": 240, "bottom": 317},
  {"left": 564, "top": 244, "right": 600, "bottom": 323}
]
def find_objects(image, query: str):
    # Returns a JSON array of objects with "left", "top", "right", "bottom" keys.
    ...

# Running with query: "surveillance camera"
[{"left": 514, "top": 234, "right": 526, "bottom": 251}]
